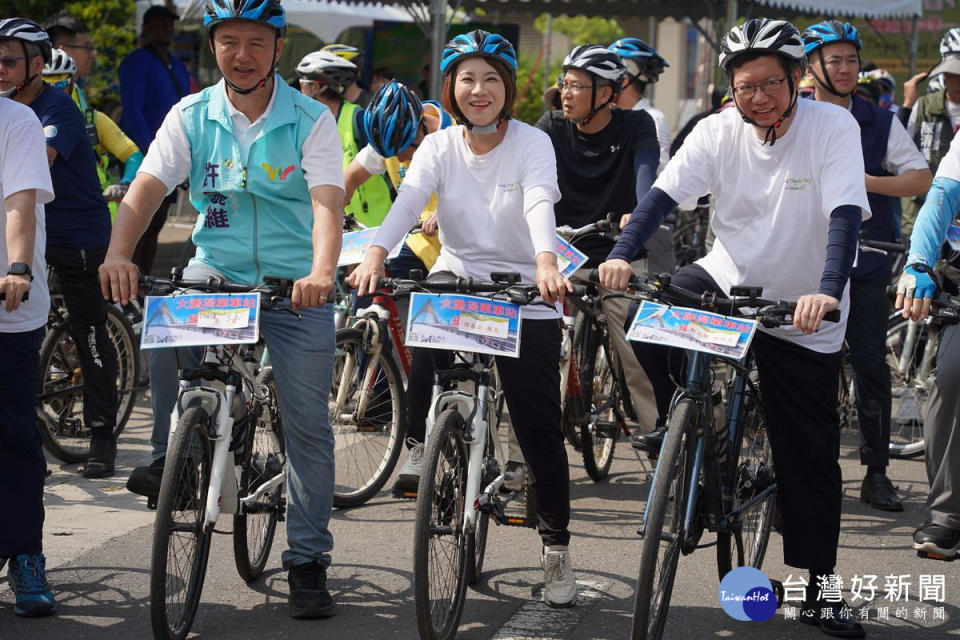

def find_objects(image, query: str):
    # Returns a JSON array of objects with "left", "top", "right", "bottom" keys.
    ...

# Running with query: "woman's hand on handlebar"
[
  {"left": 793, "top": 293, "right": 839, "bottom": 334},
  {"left": 598, "top": 258, "right": 633, "bottom": 291},
  {"left": 99, "top": 254, "right": 140, "bottom": 305},
  {"left": 420, "top": 213, "right": 438, "bottom": 236},
  {"left": 346, "top": 246, "right": 388, "bottom": 297},
  {"left": 536, "top": 253, "right": 572, "bottom": 304}
]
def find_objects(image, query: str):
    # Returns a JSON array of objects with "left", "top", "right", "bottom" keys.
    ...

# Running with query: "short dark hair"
[
  {"left": 441, "top": 56, "right": 516, "bottom": 124},
  {"left": 372, "top": 66, "right": 394, "bottom": 80},
  {"left": 42, "top": 13, "right": 89, "bottom": 47}
]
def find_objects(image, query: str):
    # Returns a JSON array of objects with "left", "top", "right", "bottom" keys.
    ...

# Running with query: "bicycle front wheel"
[
  {"left": 886, "top": 318, "right": 929, "bottom": 458},
  {"left": 716, "top": 391, "right": 775, "bottom": 577},
  {"left": 413, "top": 409, "right": 471, "bottom": 640},
  {"left": 234, "top": 373, "right": 285, "bottom": 582},
  {"left": 579, "top": 326, "right": 617, "bottom": 481},
  {"left": 632, "top": 399, "right": 697, "bottom": 640},
  {"left": 330, "top": 328, "right": 406, "bottom": 507},
  {"left": 150, "top": 406, "right": 214, "bottom": 640}
]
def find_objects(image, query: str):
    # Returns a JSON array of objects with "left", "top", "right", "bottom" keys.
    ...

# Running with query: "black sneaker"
[
  {"left": 82, "top": 435, "right": 117, "bottom": 479},
  {"left": 799, "top": 595, "right": 865, "bottom": 638},
  {"left": 914, "top": 522, "right": 960, "bottom": 560},
  {"left": 127, "top": 457, "right": 165, "bottom": 498},
  {"left": 631, "top": 426, "right": 666, "bottom": 458},
  {"left": 288, "top": 562, "right": 335, "bottom": 619}
]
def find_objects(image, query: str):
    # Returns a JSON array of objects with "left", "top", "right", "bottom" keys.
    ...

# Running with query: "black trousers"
[
  {"left": 844, "top": 276, "right": 892, "bottom": 469},
  {"left": 46, "top": 244, "right": 118, "bottom": 431},
  {"left": 0, "top": 328, "right": 46, "bottom": 556},
  {"left": 407, "top": 318, "right": 570, "bottom": 547},
  {"left": 631, "top": 264, "right": 843, "bottom": 570},
  {"left": 132, "top": 198, "right": 171, "bottom": 276}
]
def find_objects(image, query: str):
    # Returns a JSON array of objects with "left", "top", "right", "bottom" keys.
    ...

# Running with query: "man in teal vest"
[
  {"left": 99, "top": 0, "right": 344, "bottom": 620},
  {"left": 296, "top": 50, "right": 392, "bottom": 226}
]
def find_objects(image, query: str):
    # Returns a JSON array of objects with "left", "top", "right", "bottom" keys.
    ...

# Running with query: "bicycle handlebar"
[
  {"left": 0, "top": 291, "right": 29, "bottom": 302},
  {"left": 140, "top": 273, "right": 335, "bottom": 304},
  {"left": 372, "top": 273, "right": 590, "bottom": 305}
]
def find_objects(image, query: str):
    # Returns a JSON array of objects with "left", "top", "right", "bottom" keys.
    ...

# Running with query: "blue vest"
[
  {"left": 850, "top": 94, "right": 895, "bottom": 281},
  {"left": 180, "top": 78, "right": 328, "bottom": 284}
]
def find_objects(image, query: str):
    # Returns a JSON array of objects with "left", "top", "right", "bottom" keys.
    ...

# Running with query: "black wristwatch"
[{"left": 7, "top": 262, "right": 33, "bottom": 281}]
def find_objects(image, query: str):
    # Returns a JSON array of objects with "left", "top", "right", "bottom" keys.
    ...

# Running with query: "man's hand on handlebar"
[
  {"left": 99, "top": 254, "right": 140, "bottom": 305},
  {"left": 0, "top": 274, "right": 31, "bottom": 313},
  {"left": 793, "top": 293, "right": 840, "bottom": 334},
  {"left": 895, "top": 264, "right": 936, "bottom": 321},
  {"left": 292, "top": 271, "right": 334, "bottom": 311},
  {"left": 598, "top": 258, "right": 634, "bottom": 291}
]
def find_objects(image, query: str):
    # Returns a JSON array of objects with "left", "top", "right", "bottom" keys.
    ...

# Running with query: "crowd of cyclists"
[{"left": 2, "top": 1, "right": 960, "bottom": 637}]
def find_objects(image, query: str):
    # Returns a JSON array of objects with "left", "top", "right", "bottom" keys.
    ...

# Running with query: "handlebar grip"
[
  {"left": 0, "top": 291, "right": 29, "bottom": 302},
  {"left": 823, "top": 309, "right": 840, "bottom": 323}
]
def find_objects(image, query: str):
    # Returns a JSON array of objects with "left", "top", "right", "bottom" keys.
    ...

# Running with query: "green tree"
[{"left": 533, "top": 13, "right": 624, "bottom": 46}]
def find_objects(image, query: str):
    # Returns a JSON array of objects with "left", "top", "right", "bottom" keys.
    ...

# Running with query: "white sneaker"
[
  {"left": 540, "top": 546, "right": 577, "bottom": 608},
  {"left": 502, "top": 461, "right": 526, "bottom": 492},
  {"left": 397, "top": 438, "right": 424, "bottom": 479}
]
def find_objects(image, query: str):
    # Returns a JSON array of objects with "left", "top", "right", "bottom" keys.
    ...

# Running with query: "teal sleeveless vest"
[{"left": 180, "top": 78, "right": 329, "bottom": 284}]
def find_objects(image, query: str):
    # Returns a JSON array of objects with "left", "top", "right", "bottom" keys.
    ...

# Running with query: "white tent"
[
  {"left": 141, "top": 0, "right": 414, "bottom": 43},
  {"left": 754, "top": 0, "right": 922, "bottom": 18}
]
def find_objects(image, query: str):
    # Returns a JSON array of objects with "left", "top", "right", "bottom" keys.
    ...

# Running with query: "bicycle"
[
  {"left": 35, "top": 269, "right": 142, "bottom": 463},
  {"left": 143, "top": 273, "right": 290, "bottom": 640},
  {"left": 625, "top": 274, "right": 838, "bottom": 640},
  {"left": 556, "top": 220, "right": 636, "bottom": 481},
  {"left": 381, "top": 272, "right": 563, "bottom": 640}
]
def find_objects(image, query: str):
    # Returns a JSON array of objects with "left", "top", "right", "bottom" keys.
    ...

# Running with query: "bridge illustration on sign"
[
  {"left": 144, "top": 297, "right": 256, "bottom": 344},
  {"left": 411, "top": 298, "right": 443, "bottom": 325},
  {"left": 146, "top": 300, "right": 178, "bottom": 327}
]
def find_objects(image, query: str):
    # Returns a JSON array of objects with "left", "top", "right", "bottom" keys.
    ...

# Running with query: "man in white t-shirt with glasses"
[{"left": 600, "top": 19, "right": 870, "bottom": 638}]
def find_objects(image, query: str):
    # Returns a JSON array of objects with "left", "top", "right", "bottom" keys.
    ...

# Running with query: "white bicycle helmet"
[
  {"left": 296, "top": 50, "right": 358, "bottom": 96},
  {"left": 0, "top": 18, "right": 53, "bottom": 98},
  {"left": 44, "top": 48, "right": 77, "bottom": 77},
  {"left": 941, "top": 27, "right": 960, "bottom": 56},
  {"left": 562, "top": 45, "right": 626, "bottom": 85},
  {"left": 719, "top": 18, "right": 805, "bottom": 71}
]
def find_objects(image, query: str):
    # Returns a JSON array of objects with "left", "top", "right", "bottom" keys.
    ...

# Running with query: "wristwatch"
[{"left": 7, "top": 262, "right": 33, "bottom": 281}]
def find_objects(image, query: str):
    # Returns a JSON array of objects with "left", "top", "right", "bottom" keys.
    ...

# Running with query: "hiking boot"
[
  {"left": 288, "top": 562, "right": 335, "bottom": 619},
  {"left": 82, "top": 434, "right": 116, "bottom": 479},
  {"left": 7, "top": 554, "right": 55, "bottom": 617},
  {"left": 540, "top": 546, "right": 577, "bottom": 608},
  {"left": 127, "top": 457, "right": 165, "bottom": 498}
]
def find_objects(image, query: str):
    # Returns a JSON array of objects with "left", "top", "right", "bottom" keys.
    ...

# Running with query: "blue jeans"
[{"left": 147, "top": 264, "right": 336, "bottom": 568}]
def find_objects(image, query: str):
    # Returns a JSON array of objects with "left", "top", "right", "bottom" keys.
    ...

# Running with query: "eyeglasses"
[
  {"left": 557, "top": 78, "right": 595, "bottom": 93},
  {"left": 732, "top": 77, "right": 787, "bottom": 99},
  {"left": 62, "top": 43, "right": 96, "bottom": 52},
  {"left": 0, "top": 56, "right": 25, "bottom": 69}
]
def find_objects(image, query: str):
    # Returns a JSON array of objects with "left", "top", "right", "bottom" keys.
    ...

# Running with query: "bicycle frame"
[{"left": 169, "top": 344, "right": 285, "bottom": 530}]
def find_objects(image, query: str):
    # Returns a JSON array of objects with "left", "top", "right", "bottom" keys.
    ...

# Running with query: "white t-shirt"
[
  {"left": 0, "top": 99, "right": 52, "bottom": 332},
  {"left": 139, "top": 79, "right": 343, "bottom": 194},
  {"left": 633, "top": 98, "right": 670, "bottom": 172},
  {"left": 856, "top": 102, "right": 928, "bottom": 175},
  {"left": 373, "top": 120, "right": 561, "bottom": 319},
  {"left": 654, "top": 98, "right": 871, "bottom": 353}
]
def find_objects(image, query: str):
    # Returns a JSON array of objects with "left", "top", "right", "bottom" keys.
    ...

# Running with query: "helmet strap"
[
  {"left": 465, "top": 117, "right": 503, "bottom": 135},
  {"left": 222, "top": 36, "right": 278, "bottom": 96},
  {"left": 732, "top": 71, "right": 798, "bottom": 146},
  {"left": 810, "top": 49, "right": 858, "bottom": 98},
  {"left": 3, "top": 41, "right": 38, "bottom": 100}
]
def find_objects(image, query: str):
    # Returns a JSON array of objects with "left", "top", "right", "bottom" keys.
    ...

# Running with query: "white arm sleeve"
[
  {"left": 523, "top": 184, "right": 557, "bottom": 256},
  {"left": 370, "top": 184, "right": 431, "bottom": 253}
]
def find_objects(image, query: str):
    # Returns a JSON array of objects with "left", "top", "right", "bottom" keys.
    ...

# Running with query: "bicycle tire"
[
  {"left": 561, "top": 314, "right": 587, "bottom": 449},
  {"left": 233, "top": 373, "right": 285, "bottom": 582},
  {"left": 886, "top": 318, "right": 928, "bottom": 458},
  {"left": 35, "top": 306, "right": 140, "bottom": 463},
  {"left": 466, "top": 424, "right": 496, "bottom": 586},
  {"left": 632, "top": 399, "right": 697, "bottom": 640},
  {"left": 330, "top": 328, "right": 406, "bottom": 507},
  {"left": 150, "top": 406, "right": 214, "bottom": 640},
  {"left": 716, "top": 390, "right": 775, "bottom": 578},
  {"left": 413, "top": 408, "right": 470, "bottom": 640},
  {"left": 579, "top": 327, "right": 617, "bottom": 481}
]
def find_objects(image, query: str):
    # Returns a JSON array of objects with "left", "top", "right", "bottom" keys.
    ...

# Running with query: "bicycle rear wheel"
[
  {"left": 330, "top": 328, "right": 406, "bottom": 507},
  {"left": 579, "top": 327, "right": 617, "bottom": 481},
  {"left": 886, "top": 318, "right": 928, "bottom": 458},
  {"left": 234, "top": 373, "right": 285, "bottom": 582},
  {"left": 632, "top": 399, "right": 696, "bottom": 640},
  {"left": 150, "top": 407, "right": 214, "bottom": 640},
  {"left": 716, "top": 390, "right": 775, "bottom": 577},
  {"left": 413, "top": 409, "right": 470, "bottom": 640},
  {"left": 36, "top": 306, "right": 140, "bottom": 463}
]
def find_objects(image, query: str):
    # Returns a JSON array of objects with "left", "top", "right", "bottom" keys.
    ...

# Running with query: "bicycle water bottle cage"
[
  {"left": 491, "top": 272, "right": 521, "bottom": 285},
  {"left": 729, "top": 285, "right": 764, "bottom": 301}
]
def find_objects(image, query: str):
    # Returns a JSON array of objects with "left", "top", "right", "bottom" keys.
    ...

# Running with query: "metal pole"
[
  {"left": 430, "top": 0, "right": 446, "bottom": 99},
  {"left": 543, "top": 13, "right": 553, "bottom": 92},
  {"left": 909, "top": 15, "right": 919, "bottom": 77},
  {"left": 722, "top": 0, "right": 738, "bottom": 86}
]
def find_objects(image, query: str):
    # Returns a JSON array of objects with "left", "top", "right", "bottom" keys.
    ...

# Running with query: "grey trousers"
[{"left": 924, "top": 322, "right": 960, "bottom": 530}]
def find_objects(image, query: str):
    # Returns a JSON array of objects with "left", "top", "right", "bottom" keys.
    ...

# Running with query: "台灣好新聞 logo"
[{"left": 718, "top": 567, "right": 777, "bottom": 622}]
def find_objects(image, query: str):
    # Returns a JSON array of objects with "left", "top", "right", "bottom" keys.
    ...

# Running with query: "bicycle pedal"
[
  {"left": 147, "top": 496, "right": 158, "bottom": 510},
  {"left": 392, "top": 487, "right": 417, "bottom": 500},
  {"left": 917, "top": 550, "right": 957, "bottom": 562},
  {"left": 276, "top": 497, "right": 287, "bottom": 522},
  {"left": 594, "top": 422, "right": 622, "bottom": 439}
]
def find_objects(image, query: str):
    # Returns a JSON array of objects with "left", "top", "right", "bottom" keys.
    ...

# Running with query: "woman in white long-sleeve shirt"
[{"left": 348, "top": 29, "right": 577, "bottom": 608}]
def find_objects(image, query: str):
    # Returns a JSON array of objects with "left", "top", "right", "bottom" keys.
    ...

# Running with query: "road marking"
[{"left": 493, "top": 579, "right": 610, "bottom": 639}]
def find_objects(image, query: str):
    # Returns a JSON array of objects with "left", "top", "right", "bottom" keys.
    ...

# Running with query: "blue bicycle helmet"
[
  {"left": 203, "top": 0, "right": 286, "bottom": 36},
  {"left": 607, "top": 37, "right": 669, "bottom": 84},
  {"left": 362, "top": 81, "right": 423, "bottom": 158},
  {"left": 802, "top": 20, "right": 861, "bottom": 98},
  {"left": 440, "top": 29, "right": 517, "bottom": 77}
]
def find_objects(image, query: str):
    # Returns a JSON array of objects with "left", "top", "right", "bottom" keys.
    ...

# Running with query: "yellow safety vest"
[{"left": 337, "top": 101, "right": 392, "bottom": 226}]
